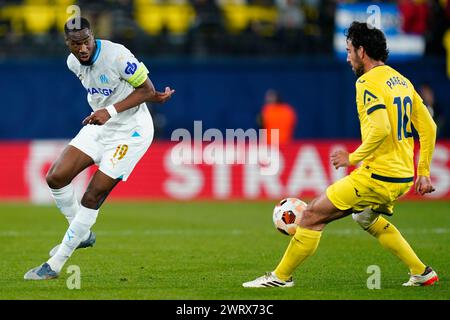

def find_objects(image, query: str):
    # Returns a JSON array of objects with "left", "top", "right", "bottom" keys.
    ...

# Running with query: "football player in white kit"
[{"left": 24, "top": 17, "right": 175, "bottom": 280}]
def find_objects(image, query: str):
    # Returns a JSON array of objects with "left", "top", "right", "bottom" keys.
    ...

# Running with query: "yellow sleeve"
[
  {"left": 411, "top": 89, "right": 437, "bottom": 176},
  {"left": 349, "top": 108, "right": 391, "bottom": 165},
  {"left": 349, "top": 79, "right": 391, "bottom": 165}
]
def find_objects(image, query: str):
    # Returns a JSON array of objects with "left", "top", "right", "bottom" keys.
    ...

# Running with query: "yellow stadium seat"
[
  {"left": 134, "top": 5, "right": 164, "bottom": 35},
  {"left": 247, "top": 5, "right": 278, "bottom": 37},
  {"left": 0, "top": 6, "right": 24, "bottom": 34},
  {"left": 135, "top": 3, "right": 195, "bottom": 36},
  {"left": 21, "top": 5, "right": 56, "bottom": 35},
  {"left": 222, "top": 5, "right": 249, "bottom": 33},
  {"left": 165, "top": 4, "right": 195, "bottom": 35},
  {"left": 222, "top": 5, "right": 278, "bottom": 35},
  {"left": 25, "top": 0, "right": 74, "bottom": 4},
  {"left": 25, "top": 0, "right": 49, "bottom": 4},
  {"left": 55, "top": 0, "right": 76, "bottom": 5}
]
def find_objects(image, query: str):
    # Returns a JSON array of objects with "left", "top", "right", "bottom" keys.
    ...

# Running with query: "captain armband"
[{"left": 127, "top": 62, "right": 149, "bottom": 88}]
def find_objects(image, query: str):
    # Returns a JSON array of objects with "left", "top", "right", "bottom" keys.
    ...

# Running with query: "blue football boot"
[{"left": 24, "top": 263, "right": 58, "bottom": 280}]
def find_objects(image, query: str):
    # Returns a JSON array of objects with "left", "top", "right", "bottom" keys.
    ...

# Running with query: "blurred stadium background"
[{"left": 0, "top": 0, "right": 449, "bottom": 202}]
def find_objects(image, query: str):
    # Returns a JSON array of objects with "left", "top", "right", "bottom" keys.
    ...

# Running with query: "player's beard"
[{"left": 353, "top": 59, "right": 365, "bottom": 77}]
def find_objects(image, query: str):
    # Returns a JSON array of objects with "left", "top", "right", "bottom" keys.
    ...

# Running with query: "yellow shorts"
[{"left": 326, "top": 166, "right": 413, "bottom": 215}]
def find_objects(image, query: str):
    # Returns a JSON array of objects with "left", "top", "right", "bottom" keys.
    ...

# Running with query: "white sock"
[
  {"left": 47, "top": 206, "right": 99, "bottom": 273},
  {"left": 50, "top": 184, "right": 79, "bottom": 224},
  {"left": 50, "top": 184, "right": 90, "bottom": 242}
]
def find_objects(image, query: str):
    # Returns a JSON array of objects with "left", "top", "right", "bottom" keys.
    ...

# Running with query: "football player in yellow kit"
[{"left": 243, "top": 21, "right": 439, "bottom": 288}]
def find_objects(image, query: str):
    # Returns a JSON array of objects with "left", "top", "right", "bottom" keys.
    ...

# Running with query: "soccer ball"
[{"left": 272, "top": 198, "right": 307, "bottom": 236}]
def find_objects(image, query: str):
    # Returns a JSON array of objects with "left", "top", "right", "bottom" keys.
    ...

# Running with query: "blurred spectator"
[
  {"left": 188, "top": 0, "right": 226, "bottom": 56},
  {"left": 0, "top": 0, "right": 449, "bottom": 58},
  {"left": 425, "top": 0, "right": 449, "bottom": 55},
  {"left": 398, "top": 0, "right": 429, "bottom": 35},
  {"left": 276, "top": 0, "right": 304, "bottom": 30},
  {"left": 258, "top": 89, "right": 297, "bottom": 144},
  {"left": 275, "top": 0, "right": 305, "bottom": 51},
  {"left": 419, "top": 83, "right": 447, "bottom": 138},
  {"left": 109, "top": 0, "right": 135, "bottom": 40}
]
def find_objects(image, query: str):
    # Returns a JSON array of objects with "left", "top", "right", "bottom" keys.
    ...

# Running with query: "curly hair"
[{"left": 345, "top": 21, "right": 389, "bottom": 62}]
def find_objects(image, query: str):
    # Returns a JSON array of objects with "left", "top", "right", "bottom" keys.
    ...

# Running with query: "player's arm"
[
  {"left": 348, "top": 108, "right": 390, "bottom": 163},
  {"left": 411, "top": 89, "right": 437, "bottom": 195},
  {"left": 112, "top": 78, "right": 174, "bottom": 113},
  {"left": 83, "top": 78, "right": 174, "bottom": 126},
  {"left": 83, "top": 53, "right": 175, "bottom": 126},
  {"left": 332, "top": 82, "right": 390, "bottom": 169}
]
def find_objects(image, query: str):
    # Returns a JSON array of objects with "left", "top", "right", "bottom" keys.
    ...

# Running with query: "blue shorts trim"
[{"left": 371, "top": 173, "right": 414, "bottom": 183}]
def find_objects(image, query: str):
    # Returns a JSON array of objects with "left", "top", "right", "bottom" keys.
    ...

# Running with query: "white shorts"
[{"left": 69, "top": 124, "right": 153, "bottom": 181}]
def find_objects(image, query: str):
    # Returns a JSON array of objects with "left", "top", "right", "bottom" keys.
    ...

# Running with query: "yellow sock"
[
  {"left": 274, "top": 227, "right": 322, "bottom": 281},
  {"left": 367, "top": 216, "right": 426, "bottom": 275}
]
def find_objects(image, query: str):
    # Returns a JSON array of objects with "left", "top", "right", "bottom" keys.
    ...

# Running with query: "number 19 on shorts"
[{"left": 113, "top": 144, "right": 129, "bottom": 160}]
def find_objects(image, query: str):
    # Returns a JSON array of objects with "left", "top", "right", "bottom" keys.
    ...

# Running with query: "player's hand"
[
  {"left": 414, "top": 175, "right": 435, "bottom": 195},
  {"left": 331, "top": 150, "right": 351, "bottom": 169},
  {"left": 155, "top": 87, "right": 175, "bottom": 103},
  {"left": 82, "top": 109, "right": 111, "bottom": 126}
]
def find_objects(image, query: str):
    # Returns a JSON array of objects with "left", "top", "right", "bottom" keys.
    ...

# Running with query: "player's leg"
[
  {"left": 243, "top": 193, "right": 350, "bottom": 287},
  {"left": 47, "top": 125, "right": 102, "bottom": 225},
  {"left": 243, "top": 171, "right": 361, "bottom": 288},
  {"left": 353, "top": 203, "right": 438, "bottom": 286},
  {"left": 353, "top": 205, "right": 426, "bottom": 275},
  {"left": 46, "top": 126, "right": 104, "bottom": 257},
  {"left": 243, "top": 194, "right": 352, "bottom": 287},
  {"left": 25, "top": 133, "right": 152, "bottom": 280},
  {"left": 273, "top": 193, "right": 351, "bottom": 282},
  {"left": 45, "top": 134, "right": 152, "bottom": 274},
  {"left": 46, "top": 145, "right": 94, "bottom": 225},
  {"left": 46, "top": 170, "right": 121, "bottom": 274}
]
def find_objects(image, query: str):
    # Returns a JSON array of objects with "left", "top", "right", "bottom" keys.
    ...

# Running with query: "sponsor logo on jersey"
[
  {"left": 87, "top": 87, "right": 113, "bottom": 96},
  {"left": 363, "top": 90, "right": 378, "bottom": 106},
  {"left": 100, "top": 74, "right": 109, "bottom": 84},
  {"left": 125, "top": 62, "right": 137, "bottom": 75}
]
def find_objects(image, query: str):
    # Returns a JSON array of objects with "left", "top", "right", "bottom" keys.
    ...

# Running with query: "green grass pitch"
[{"left": 0, "top": 200, "right": 448, "bottom": 300}]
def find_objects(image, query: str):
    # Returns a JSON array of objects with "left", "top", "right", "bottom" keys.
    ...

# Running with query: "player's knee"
[
  {"left": 300, "top": 205, "right": 322, "bottom": 229},
  {"left": 352, "top": 208, "right": 380, "bottom": 230},
  {"left": 46, "top": 171, "right": 68, "bottom": 189}
]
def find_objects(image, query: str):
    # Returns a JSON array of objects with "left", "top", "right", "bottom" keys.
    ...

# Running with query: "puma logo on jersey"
[{"left": 110, "top": 158, "right": 118, "bottom": 168}]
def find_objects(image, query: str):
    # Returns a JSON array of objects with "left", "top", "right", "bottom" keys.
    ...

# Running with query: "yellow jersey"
[{"left": 348, "top": 65, "right": 437, "bottom": 180}]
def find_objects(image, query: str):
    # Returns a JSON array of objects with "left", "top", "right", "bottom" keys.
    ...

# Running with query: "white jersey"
[{"left": 67, "top": 39, "right": 153, "bottom": 143}]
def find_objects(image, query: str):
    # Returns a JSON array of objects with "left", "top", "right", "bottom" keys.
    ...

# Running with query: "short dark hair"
[
  {"left": 64, "top": 17, "right": 91, "bottom": 35},
  {"left": 345, "top": 21, "right": 389, "bottom": 62}
]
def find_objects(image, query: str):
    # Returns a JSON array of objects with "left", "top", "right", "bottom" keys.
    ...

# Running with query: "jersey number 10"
[{"left": 393, "top": 96, "right": 413, "bottom": 141}]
